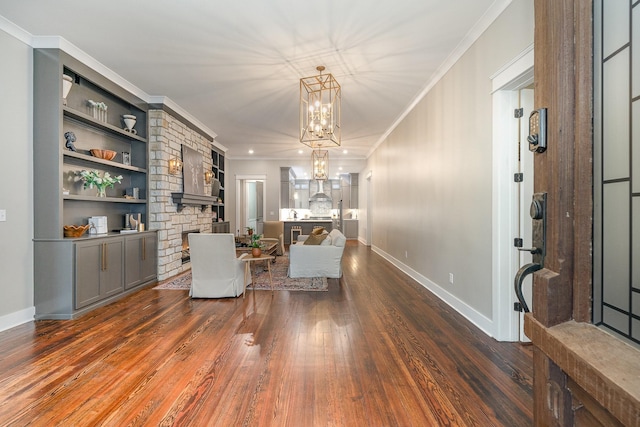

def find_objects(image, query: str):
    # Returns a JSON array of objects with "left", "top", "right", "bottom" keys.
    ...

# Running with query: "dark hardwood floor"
[{"left": 0, "top": 241, "right": 533, "bottom": 426}]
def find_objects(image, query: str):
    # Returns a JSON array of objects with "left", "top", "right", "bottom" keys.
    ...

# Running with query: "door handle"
[
  {"left": 514, "top": 263, "right": 541, "bottom": 313},
  {"left": 513, "top": 193, "right": 547, "bottom": 314}
]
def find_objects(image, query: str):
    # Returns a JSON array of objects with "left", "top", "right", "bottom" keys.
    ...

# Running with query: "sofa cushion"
[
  {"left": 320, "top": 235, "right": 332, "bottom": 246},
  {"left": 328, "top": 229, "right": 346, "bottom": 247},
  {"left": 311, "top": 227, "right": 326, "bottom": 235},
  {"left": 303, "top": 233, "right": 327, "bottom": 245}
]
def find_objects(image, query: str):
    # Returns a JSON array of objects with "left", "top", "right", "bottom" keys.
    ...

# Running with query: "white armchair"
[
  {"left": 188, "top": 233, "right": 249, "bottom": 298},
  {"left": 288, "top": 228, "right": 346, "bottom": 278},
  {"left": 261, "top": 221, "right": 285, "bottom": 256}
]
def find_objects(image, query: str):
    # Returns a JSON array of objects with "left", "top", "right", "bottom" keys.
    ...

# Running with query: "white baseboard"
[
  {"left": 371, "top": 245, "right": 495, "bottom": 338},
  {"left": 0, "top": 306, "right": 35, "bottom": 332}
]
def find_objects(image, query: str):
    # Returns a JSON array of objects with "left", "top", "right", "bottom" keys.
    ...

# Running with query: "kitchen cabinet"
[
  {"left": 124, "top": 232, "right": 157, "bottom": 289},
  {"left": 330, "top": 179, "right": 342, "bottom": 208},
  {"left": 343, "top": 219, "right": 359, "bottom": 239},
  {"left": 280, "top": 167, "right": 295, "bottom": 208},
  {"left": 350, "top": 173, "right": 359, "bottom": 208},
  {"left": 76, "top": 238, "right": 124, "bottom": 309},
  {"left": 283, "top": 220, "right": 333, "bottom": 244},
  {"left": 294, "top": 180, "right": 310, "bottom": 209}
]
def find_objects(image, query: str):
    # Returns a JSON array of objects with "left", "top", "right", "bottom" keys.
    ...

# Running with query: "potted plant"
[
  {"left": 245, "top": 226, "right": 254, "bottom": 236},
  {"left": 250, "top": 233, "right": 263, "bottom": 257}
]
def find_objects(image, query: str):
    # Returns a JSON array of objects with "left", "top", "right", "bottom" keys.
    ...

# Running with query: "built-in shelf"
[
  {"left": 172, "top": 192, "right": 223, "bottom": 211},
  {"left": 63, "top": 151, "right": 147, "bottom": 173},
  {"left": 64, "top": 194, "right": 147, "bottom": 204},
  {"left": 63, "top": 107, "right": 148, "bottom": 143}
]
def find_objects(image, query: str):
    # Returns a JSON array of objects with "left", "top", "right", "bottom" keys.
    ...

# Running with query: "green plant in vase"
[
  {"left": 78, "top": 169, "right": 123, "bottom": 197},
  {"left": 250, "top": 233, "right": 263, "bottom": 257}
]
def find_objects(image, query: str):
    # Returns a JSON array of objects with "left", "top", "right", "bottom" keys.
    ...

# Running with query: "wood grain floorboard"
[{"left": 0, "top": 241, "right": 532, "bottom": 426}]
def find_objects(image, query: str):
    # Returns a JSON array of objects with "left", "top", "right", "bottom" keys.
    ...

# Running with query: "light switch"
[{"left": 0, "top": 209, "right": 6, "bottom": 222}]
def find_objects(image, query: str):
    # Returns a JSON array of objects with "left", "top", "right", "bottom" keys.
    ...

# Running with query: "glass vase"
[{"left": 97, "top": 187, "right": 106, "bottom": 198}]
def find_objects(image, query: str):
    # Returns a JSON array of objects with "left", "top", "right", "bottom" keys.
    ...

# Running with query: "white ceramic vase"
[
  {"left": 62, "top": 75, "right": 73, "bottom": 105},
  {"left": 123, "top": 114, "right": 137, "bottom": 134}
]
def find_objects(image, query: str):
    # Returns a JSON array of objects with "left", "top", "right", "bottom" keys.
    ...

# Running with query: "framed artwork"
[
  {"left": 122, "top": 152, "right": 131, "bottom": 166},
  {"left": 182, "top": 145, "right": 204, "bottom": 195}
]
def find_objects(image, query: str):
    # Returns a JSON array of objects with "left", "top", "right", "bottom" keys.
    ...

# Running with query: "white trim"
[
  {"left": 0, "top": 307, "right": 35, "bottom": 333},
  {"left": 372, "top": 246, "right": 494, "bottom": 337},
  {"left": 235, "top": 175, "right": 268, "bottom": 234},
  {"left": 367, "top": 0, "right": 515, "bottom": 158},
  {"left": 0, "top": 15, "right": 32, "bottom": 45},
  {"left": 148, "top": 96, "right": 219, "bottom": 143},
  {"left": 490, "top": 47, "right": 534, "bottom": 341},
  {"left": 491, "top": 44, "right": 534, "bottom": 91}
]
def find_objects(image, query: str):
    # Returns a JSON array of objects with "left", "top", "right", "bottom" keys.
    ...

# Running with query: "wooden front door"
[{"left": 528, "top": 1, "right": 639, "bottom": 425}]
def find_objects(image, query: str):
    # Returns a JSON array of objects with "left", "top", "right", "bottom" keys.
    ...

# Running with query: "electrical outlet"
[
  {"left": 0, "top": 209, "right": 6, "bottom": 222},
  {"left": 449, "top": 273, "right": 454, "bottom": 284}
]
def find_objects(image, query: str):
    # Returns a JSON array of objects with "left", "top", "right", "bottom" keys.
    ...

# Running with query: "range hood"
[{"left": 309, "top": 180, "right": 332, "bottom": 201}]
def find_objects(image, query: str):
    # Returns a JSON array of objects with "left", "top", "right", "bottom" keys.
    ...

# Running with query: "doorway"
[
  {"left": 235, "top": 175, "right": 266, "bottom": 236},
  {"left": 491, "top": 46, "right": 534, "bottom": 341}
]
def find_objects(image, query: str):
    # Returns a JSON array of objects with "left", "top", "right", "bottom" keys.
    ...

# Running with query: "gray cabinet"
[
  {"left": 280, "top": 167, "right": 295, "bottom": 208},
  {"left": 34, "top": 232, "right": 157, "bottom": 319},
  {"left": 350, "top": 173, "right": 359, "bottom": 208},
  {"left": 32, "top": 48, "right": 157, "bottom": 319},
  {"left": 211, "top": 221, "right": 230, "bottom": 233},
  {"left": 294, "top": 180, "right": 310, "bottom": 209},
  {"left": 76, "top": 238, "right": 124, "bottom": 309},
  {"left": 124, "top": 233, "right": 157, "bottom": 290},
  {"left": 343, "top": 219, "right": 359, "bottom": 239}
]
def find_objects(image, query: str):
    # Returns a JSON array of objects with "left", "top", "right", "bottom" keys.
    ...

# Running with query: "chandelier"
[
  {"left": 300, "top": 66, "right": 341, "bottom": 148},
  {"left": 311, "top": 149, "right": 329, "bottom": 181}
]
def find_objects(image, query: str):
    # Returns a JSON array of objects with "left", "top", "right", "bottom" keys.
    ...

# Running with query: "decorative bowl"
[
  {"left": 90, "top": 149, "right": 117, "bottom": 161},
  {"left": 63, "top": 224, "right": 90, "bottom": 238}
]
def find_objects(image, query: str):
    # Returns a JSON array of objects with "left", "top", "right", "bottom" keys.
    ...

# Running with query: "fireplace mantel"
[{"left": 171, "top": 193, "right": 221, "bottom": 211}]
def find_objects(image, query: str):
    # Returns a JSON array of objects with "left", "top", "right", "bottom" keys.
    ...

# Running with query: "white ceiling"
[{"left": 0, "top": 0, "right": 508, "bottom": 174}]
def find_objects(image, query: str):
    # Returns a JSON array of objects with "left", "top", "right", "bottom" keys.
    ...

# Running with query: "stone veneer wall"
[{"left": 148, "top": 109, "right": 215, "bottom": 281}]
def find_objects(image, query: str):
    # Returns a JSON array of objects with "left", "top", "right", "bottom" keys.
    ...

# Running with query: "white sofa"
[{"left": 288, "top": 228, "right": 346, "bottom": 278}]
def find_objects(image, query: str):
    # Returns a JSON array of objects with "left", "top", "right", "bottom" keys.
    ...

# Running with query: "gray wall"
[
  {"left": 364, "top": 0, "right": 534, "bottom": 320},
  {"left": 0, "top": 28, "right": 34, "bottom": 327}
]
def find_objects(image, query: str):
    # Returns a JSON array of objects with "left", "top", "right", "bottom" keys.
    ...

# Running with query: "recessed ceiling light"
[
  {"left": 339, "top": 166, "right": 343, "bottom": 171},
  {"left": 248, "top": 149, "right": 254, "bottom": 154},
  {"left": 343, "top": 149, "right": 348, "bottom": 154},
  {"left": 298, "top": 150, "right": 303, "bottom": 154}
]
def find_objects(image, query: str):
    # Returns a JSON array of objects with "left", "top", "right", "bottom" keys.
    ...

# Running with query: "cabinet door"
[
  {"left": 281, "top": 182, "right": 290, "bottom": 208},
  {"left": 124, "top": 235, "right": 143, "bottom": 289},
  {"left": 75, "top": 239, "right": 123, "bottom": 309},
  {"left": 101, "top": 239, "right": 124, "bottom": 298},
  {"left": 141, "top": 235, "right": 157, "bottom": 283},
  {"left": 75, "top": 241, "right": 102, "bottom": 309}
]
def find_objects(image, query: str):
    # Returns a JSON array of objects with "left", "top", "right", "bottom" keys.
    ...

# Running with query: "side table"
[{"left": 241, "top": 253, "right": 275, "bottom": 298}]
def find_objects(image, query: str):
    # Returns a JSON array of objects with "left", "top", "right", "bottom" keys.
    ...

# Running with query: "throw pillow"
[
  {"left": 311, "top": 227, "right": 325, "bottom": 235},
  {"left": 303, "top": 233, "right": 327, "bottom": 245}
]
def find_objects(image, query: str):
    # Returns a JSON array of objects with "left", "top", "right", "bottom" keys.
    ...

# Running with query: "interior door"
[{"left": 518, "top": 88, "right": 534, "bottom": 342}]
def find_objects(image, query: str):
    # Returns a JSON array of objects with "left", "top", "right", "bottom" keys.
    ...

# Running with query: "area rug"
[{"left": 153, "top": 254, "right": 328, "bottom": 291}]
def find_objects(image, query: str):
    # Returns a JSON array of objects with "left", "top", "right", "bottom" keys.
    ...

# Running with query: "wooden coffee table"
[
  {"left": 240, "top": 253, "right": 275, "bottom": 298},
  {"left": 235, "top": 241, "right": 277, "bottom": 258}
]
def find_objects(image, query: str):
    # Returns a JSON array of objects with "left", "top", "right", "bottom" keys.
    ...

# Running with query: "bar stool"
[{"left": 291, "top": 225, "right": 302, "bottom": 244}]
